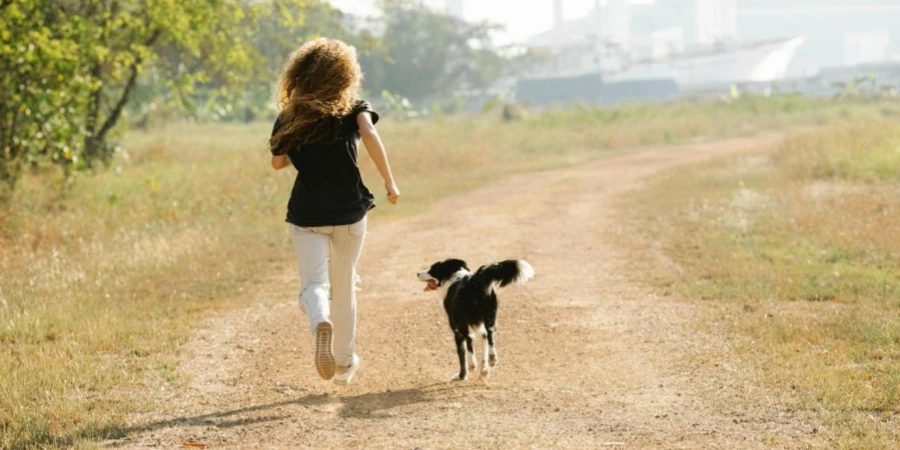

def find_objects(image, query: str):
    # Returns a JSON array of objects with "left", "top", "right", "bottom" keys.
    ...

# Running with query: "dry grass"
[
  {"left": 0, "top": 96, "right": 895, "bottom": 448},
  {"left": 623, "top": 121, "right": 900, "bottom": 448}
]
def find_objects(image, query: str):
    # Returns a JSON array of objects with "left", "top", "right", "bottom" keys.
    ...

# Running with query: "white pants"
[{"left": 289, "top": 216, "right": 366, "bottom": 367}]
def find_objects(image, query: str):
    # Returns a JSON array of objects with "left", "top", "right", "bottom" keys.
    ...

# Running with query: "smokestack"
[{"left": 554, "top": 0, "right": 563, "bottom": 31}]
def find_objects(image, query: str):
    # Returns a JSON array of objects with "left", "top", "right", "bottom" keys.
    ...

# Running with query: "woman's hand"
[{"left": 386, "top": 182, "right": 400, "bottom": 205}]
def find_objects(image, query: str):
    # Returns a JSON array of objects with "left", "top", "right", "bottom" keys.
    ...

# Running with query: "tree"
[
  {"left": 0, "top": 1, "right": 91, "bottom": 196},
  {"left": 365, "top": 0, "right": 507, "bottom": 102},
  {"left": 0, "top": 0, "right": 312, "bottom": 197}
]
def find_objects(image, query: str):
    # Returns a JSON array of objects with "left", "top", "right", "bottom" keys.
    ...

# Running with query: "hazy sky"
[
  {"left": 327, "top": 0, "right": 900, "bottom": 48},
  {"left": 328, "top": 0, "right": 602, "bottom": 44}
]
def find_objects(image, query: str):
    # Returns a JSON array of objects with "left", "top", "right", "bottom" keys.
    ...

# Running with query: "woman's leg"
[
  {"left": 288, "top": 224, "right": 332, "bottom": 328},
  {"left": 289, "top": 224, "right": 338, "bottom": 379},
  {"left": 328, "top": 216, "right": 367, "bottom": 367}
]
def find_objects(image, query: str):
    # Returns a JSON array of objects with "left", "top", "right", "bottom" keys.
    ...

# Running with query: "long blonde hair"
[{"left": 270, "top": 38, "right": 363, "bottom": 154}]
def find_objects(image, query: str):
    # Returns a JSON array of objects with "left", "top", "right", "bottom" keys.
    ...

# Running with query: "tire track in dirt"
[{"left": 111, "top": 135, "right": 823, "bottom": 449}]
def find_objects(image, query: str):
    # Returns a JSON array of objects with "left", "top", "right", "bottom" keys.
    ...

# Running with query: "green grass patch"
[{"left": 623, "top": 119, "right": 900, "bottom": 448}]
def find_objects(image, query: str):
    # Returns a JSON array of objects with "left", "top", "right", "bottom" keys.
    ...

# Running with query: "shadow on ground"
[{"left": 96, "top": 382, "right": 479, "bottom": 448}]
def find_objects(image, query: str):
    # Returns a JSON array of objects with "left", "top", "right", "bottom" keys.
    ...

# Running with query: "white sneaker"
[
  {"left": 333, "top": 354, "right": 360, "bottom": 385},
  {"left": 313, "top": 321, "right": 335, "bottom": 380}
]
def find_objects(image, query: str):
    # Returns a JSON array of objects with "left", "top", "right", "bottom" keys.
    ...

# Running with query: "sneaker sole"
[{"left": 314, "top": 322, "right": 335, "bottom": 380}]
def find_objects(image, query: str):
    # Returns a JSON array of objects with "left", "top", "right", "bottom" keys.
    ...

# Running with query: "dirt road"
[{"left": 111, "top": 135, "right": 822, "bottom": 449}]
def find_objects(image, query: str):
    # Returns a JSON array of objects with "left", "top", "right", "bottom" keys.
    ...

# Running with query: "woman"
[{"left": 270, "top": 38, "right": 399, "bottom": 385}]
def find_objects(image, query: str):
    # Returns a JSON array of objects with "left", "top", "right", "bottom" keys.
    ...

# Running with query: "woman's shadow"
[{"left": 101, "top": 381, "right": 482, "bottom": 447}]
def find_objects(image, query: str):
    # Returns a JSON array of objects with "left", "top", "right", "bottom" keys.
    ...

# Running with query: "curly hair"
[{"left": 270, "top": 38, "right": 363, "bottom": 155}]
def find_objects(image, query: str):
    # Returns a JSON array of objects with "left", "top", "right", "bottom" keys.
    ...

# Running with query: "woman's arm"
[
  {"left": 357, "top": 111, "right": 399, "bottom": 204},
  {"left": 271, "top": 154, "right": 291, "bottom": 170},
  {"left": 269, "top": 115, "right": 293, "bottom": 170}
]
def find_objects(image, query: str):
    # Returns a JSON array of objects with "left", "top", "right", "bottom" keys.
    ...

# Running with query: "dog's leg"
[
  {"left": 452, "top": 332, "right": 468, "bottom": 381},
  {"left": 486, "top": 324, "right": 498, "bottom": 368},
  {"left": 480, "top": 329, "right": 490, "bottom": 377},
  {"left": 465, "top": 334, "right": 477, "bottom": 372}
]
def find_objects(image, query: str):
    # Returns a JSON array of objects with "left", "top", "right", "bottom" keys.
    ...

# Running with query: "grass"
[
  {"left": 622, "top": 120, "right": 900, "bottom": 448},
  {"left": 0, "top": 95, "right": 896, "bottom": 448}
]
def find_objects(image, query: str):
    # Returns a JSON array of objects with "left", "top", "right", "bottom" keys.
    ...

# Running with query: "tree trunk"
[
  {"left": 0, "top": 107, "right": 23, "bottom": 198},
  {"left": 83, "top": 61, "right": 104, "bottom": 167},
  {"left": 84, "top": 29, "right": 160, "bottom": 167}
]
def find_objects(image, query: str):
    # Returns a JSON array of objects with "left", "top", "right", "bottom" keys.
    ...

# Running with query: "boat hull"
[{"left": 610, "top": 37, "right": 807, "bottom": 88}]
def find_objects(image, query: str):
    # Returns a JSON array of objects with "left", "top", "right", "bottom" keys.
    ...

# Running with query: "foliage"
[
  {"left": 136, "top": 1, "right": 355, "bottom": 124},
  {"left": 0, "top": 0, "right": 312, "bottom": 196},
  {"left": 380, "top": 90, "right": 427, "bottom": 120},
  {"left": 0, "top": 0, "right": 524, "bottom": 196},
  {"left": 1, "top": 1, "right": 90, "bottom": 196},
  {"left": 831, "top": 74, "right": 900, "bottom": 98},
  {"left": 501, "top": 102, "right": 524, "bottom": 121},
  {"left": 364, "top": 0, "right": 507, "bottom": 103}
]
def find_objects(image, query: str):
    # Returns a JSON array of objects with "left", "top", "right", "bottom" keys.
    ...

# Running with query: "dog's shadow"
[{"left": 324, "top": 382, "right": 471, "bottom": 419}]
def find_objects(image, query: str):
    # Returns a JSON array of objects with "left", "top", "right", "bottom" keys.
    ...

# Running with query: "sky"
[
  {"left": 327, "top": 0, "right": 603, "bottom": 44},
  {"left": 326, "top": 0, "right": 900, "bottom": 48}
]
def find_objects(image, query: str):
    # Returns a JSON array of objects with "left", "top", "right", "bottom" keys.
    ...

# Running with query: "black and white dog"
[{"left": 417, "top": 259, "right": 534, "bottom": 381}]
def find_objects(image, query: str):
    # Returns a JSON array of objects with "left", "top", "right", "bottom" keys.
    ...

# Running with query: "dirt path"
[{"left": 111, "top": 135, "right": 821, "bottom": 449}]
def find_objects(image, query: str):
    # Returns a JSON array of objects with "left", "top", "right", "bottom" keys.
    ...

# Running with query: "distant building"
[
  {"left": 527, "top": 0, "right": 900, "bottom": 77},
  {"left": 522, "top": 0, "right": 804, "bottom": 90},
  {"left": 446, "top": 0, "right": 464, "bottom": 18},
  {"left": 600, "top": 0, "right": 633, "bottom": 50},
  {"left": 844, "top": 31, "right": 892, "bottom": 66},
  {"left": 694, "top": 0, "right": 736, "bottom": 44},
  {"left": 733, "top": 0, "right": 900, "bottom": 75},
  {"left": 650, "top": 27, "right": 686, "bottom": 58}
]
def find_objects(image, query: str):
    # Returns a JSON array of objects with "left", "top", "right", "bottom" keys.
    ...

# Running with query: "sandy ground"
[{"left": 108, "top": 135, "right": 825, "bottom": 449}]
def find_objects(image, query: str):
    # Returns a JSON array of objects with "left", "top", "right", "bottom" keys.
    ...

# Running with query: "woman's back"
[{"left": 273, "top": 101, "right": 379, "bottom": 227}]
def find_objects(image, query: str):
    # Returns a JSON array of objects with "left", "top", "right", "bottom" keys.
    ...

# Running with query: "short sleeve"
[
  {"left": 350, "top": 100, "right": 379, "bottom": 126},
  {"left": 269, "top": 115, "right": 285, "bottom": 155},
  {"left": 271, "top": 115, "right": 283, "bottom": 137}
]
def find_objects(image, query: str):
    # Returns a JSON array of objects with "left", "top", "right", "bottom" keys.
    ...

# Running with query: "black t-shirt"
[{"left": 270, "top": 101, "right": 379, "bottom": 227}]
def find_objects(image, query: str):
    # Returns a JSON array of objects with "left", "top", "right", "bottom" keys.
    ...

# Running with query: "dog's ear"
[
  {"left": 448, "top": 259, "right": 468, "bottom": 271},
  {"left": 433, "top": 259, "right": 466, "bottom": 278}
]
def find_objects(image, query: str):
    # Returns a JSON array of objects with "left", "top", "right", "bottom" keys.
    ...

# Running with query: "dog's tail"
[{"left": 472, "top": 260, "right": 535, "bottom": 292}]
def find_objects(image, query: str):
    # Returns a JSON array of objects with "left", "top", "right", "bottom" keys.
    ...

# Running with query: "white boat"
[
  {"left": 610, "top": 36, "right": 807, "bottom": 88},
  {"left": 523, "top": 0, "right": 807, "bottom": 91}
]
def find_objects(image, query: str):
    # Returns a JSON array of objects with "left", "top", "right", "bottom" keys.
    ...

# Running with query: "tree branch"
[
  {"left": 84, "top": 61, "right": 104, "bottom": 140},
  {"left": 95, "top": 29, "right": 161, "bottom": 145}
]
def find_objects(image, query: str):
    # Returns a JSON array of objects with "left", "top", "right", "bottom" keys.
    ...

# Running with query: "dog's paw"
[
  {"left": 468, "top": 361, "right": 477, "bottom": 372},
  {"left": 451, "top": 373, "right": 468, "bottom": 382},
  {"left": 488, "top": 352, "right": 499, "bottom": 368},
  {"left": 480, "top": 366, "right": 490, "bottom": 377}
]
